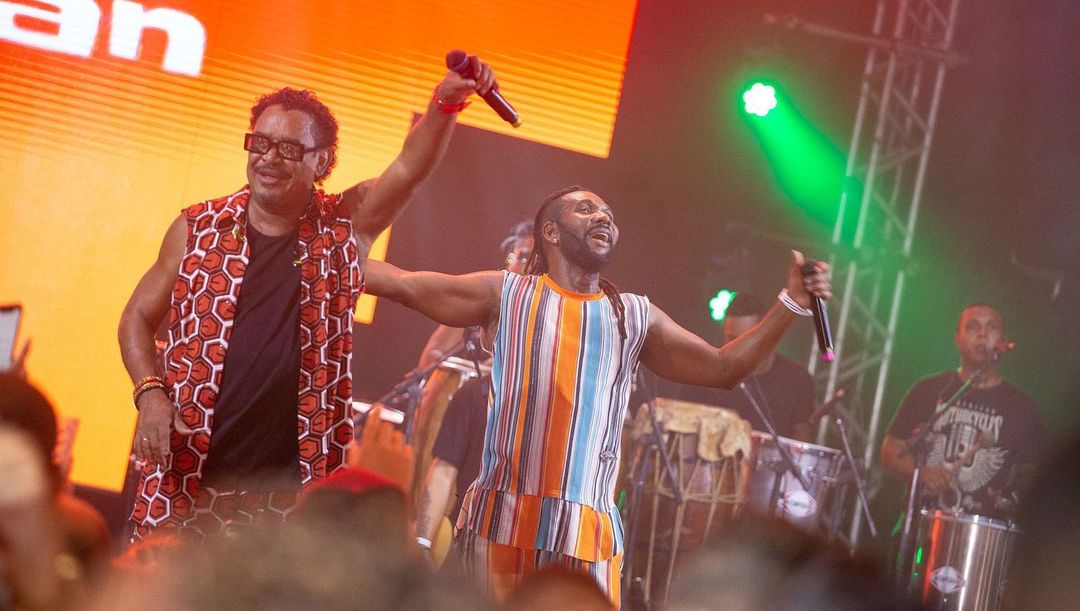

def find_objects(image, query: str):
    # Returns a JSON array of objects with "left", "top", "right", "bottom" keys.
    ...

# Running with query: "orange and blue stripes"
[{"left": 458, "top": 272, "right": 649, "bottom": 562}]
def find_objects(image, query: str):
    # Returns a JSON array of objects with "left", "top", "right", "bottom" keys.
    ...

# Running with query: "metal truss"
[{"left": 780, "top": 0, "right": 964, "bottom": 546}]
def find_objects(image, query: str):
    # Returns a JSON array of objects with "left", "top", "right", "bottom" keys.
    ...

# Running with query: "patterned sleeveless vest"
[
  {"left": 130, "top": 186, "right": 363, "bottom": 537},
  {"left": 457, "top": 272, "right": 650, "bottom": 561}
]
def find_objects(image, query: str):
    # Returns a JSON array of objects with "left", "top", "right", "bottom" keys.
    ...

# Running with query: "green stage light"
[
  {"left": 737, "top": 81, "right": 848, "bottom": 225},
  {"left": 743, "top": 82, "right": 777, "bottom": 117},
  {"left": 709, "top": 289, "right": 737, "bottom": 322}
]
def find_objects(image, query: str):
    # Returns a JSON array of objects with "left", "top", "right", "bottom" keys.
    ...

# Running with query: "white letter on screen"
[
  {"left": 109, "top": 0, "right": 205, "bottom": 76},
  {"left": 0, "top": 0, "right": 101, "bottom": 58}
]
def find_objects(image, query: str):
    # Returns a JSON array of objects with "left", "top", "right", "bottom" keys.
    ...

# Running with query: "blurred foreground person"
[
  {"left": 91, "top": 411, "right": 493, "bottom": 611},
  {"left": 0, "top": 374, "right": 110, "bottom": 610},
  {"left": 1011, "top": 433, "right": 1080, "bottom": 610},
  {"left": 503, "top": 565, "right": 615, "bottom": 611},
  {"left": 665, "top": 517, "right": 922, "bottom": 611}
]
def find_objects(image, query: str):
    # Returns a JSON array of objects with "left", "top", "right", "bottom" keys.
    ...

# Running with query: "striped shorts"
[{"left": 453, "top": 530, "right": 622, "bottom": 607}]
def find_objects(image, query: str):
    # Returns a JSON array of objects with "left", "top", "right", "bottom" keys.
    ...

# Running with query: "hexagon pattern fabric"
[{"left": 130, "top": 186, "right": 362, "bottom": 539}]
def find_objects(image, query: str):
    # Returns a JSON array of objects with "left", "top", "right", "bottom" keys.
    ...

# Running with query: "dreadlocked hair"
[{"left": 525, "top": 185, "right": 627, "bottom": 340}]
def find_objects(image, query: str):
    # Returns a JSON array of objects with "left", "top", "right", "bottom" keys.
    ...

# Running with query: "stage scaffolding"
[{"left": 776, "top": 0, "right": 964, "bottom": 547}]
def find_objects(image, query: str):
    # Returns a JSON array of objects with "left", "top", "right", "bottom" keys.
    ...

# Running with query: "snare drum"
[
  {"left": 744, "top": 431, "right": 844, "bottom": 532},
  {"left": 911, "top": 509, "right": 1020, "bottom": 611}
]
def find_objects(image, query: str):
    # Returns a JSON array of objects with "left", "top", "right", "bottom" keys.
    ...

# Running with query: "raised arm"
[
  {"left": 363, "top": 259, "right": 503, "bottom": 329},
  {"left": 639, "top": 250, "right": 830, "bottom": 389},
  {"left": 118, "top": 215, "right": 189, "bottom": 466},
  {"left": 342, "top": 55, "right": 497, "bottom": 252}
]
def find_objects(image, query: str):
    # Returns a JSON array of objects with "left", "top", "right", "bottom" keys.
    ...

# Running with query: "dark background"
[{"left": 351, "top": 0, "right": 1080, "bottom": 550}]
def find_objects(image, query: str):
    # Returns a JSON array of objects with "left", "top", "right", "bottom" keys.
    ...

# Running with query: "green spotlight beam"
[{"left": 739, "top": 82, "right": 851, "bottom": 226}]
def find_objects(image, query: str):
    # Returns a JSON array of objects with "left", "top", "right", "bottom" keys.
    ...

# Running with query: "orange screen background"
[{"left": 0, "top": 0, "right": 637, "bottom": 490}]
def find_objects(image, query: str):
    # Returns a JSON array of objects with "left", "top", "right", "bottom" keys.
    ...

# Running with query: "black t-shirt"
[
  {"left": 886, "top": 371, "right": 1044, "bottom": 519},
  {"left": 669, "top": 354, "right": 815, "bottom": 438},
  {"left": 431, "top": 376, "right": 488, "bottom": 522},
  {"left": 201, "top": 224, "right": 302, "bottom": 492}
]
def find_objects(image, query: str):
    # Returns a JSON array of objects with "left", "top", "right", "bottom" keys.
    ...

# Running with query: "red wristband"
[{"left": 433, "top": 87, "right": 470, "bottom": 114}]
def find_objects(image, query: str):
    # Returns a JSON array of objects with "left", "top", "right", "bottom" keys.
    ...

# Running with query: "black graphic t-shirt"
[{"left": 887, "top": 371, "right": 1044, "bottom": 520}]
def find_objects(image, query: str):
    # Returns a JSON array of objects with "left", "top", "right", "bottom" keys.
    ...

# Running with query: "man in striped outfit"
[{"left": 365, "top": 186, "right": 831, "bottom": 606}]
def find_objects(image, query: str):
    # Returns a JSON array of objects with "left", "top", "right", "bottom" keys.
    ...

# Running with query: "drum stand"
[
  {"left": 895, "top": 361, "right": 992, "bottom": 592},
  {"left": 832, "top": 410, "right": 878, "bottom": 541},
  {"left": 622, "top": 371, "right": 683, "bottom": 610},
  {"left": 359, "top": 331, "right": 486, "bottom": 444},
  {"left": 738, "top": 382, "right": 812, "bottom": 511}
]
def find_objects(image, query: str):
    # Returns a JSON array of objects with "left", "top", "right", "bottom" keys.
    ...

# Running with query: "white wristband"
[
  {"left": 416, "top": 536, "right": 432, "bottom": 550},
  {"left": 778, "top": 289, "right": 813, "bottom": 317}
]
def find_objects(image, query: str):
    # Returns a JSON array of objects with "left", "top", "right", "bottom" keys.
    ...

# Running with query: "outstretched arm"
[
  {"left": 363, "top": 259, "right": 502, "bottom": 329},
  {"left": 639, "top": 250, "right": 831, "bottom": 389},
  {"left": 343, "top": 55, "right": 498, "bottom": 253}
]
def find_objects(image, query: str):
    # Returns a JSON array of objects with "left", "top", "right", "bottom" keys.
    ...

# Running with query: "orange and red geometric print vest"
[{"left": 130, "top": 186, "right": 363, "bottom": 538}]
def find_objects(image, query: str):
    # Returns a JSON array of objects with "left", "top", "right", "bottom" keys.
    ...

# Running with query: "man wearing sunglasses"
[{"left": 119, "top": 55, "right": 498, "bottom": 540}]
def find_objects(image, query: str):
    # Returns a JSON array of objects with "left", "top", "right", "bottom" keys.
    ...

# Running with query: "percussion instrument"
[
  {"left": 743, "top": 431, "right": 845, "bottom": 533},
  {"left": 625, "top": 398, "right": 749, "bottom": 607},
  {"left": 910, "top": 509, "right": 1020, "bottom": 611}
]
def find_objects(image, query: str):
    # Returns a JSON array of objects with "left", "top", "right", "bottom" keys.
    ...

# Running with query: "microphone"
[
  {"left": 446, "top": 50, "right": 522, "bottom": 128},
  {"left": 807, "top": 388, "right": 846, "bottom": 425},
  {"left": 463, "top": 326, "right": 487, "bottom": 362},
  {"left": 802, "top": 260, "right": 834, "bottom": 362},
  {"left": 992, "top": 341, "right": 1017, "bottom": 359}
]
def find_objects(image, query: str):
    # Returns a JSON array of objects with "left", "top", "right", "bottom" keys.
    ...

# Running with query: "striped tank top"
[{"left": 457, "top": 272, "right": 650, "bottom": 561}]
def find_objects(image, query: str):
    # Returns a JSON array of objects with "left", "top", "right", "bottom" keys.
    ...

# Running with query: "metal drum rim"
[
  {"left": 749, "top": 430, "right": 842, "bottom": 457},
  {"left": 918, "top": 508, "right": 1021, "bottom": 533}
]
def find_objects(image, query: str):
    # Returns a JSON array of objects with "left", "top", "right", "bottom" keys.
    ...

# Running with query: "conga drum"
[
  {"left": 624, "top": 398, "right": 751, "bottom": 608},
  {"left": 410, "top": 356, "right": 490, "bottom": 502}
]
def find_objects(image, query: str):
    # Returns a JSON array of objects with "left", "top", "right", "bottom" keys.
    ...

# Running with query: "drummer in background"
[
  {"left": 413, "top": 220, "right": 533, "bottom": 560},
  {"left": 671, "top": 292, "right": 816, "bottom": 441},
  {"left": 880, "top": 303, "right": 1045, "bottom": 520}
]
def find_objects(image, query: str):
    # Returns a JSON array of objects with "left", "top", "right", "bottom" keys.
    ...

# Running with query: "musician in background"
[
  {"left": 413, "top": 221, "right": 533, "bottom": 560},
  {"left": 880, "top": 304, "right": 1044, "bottom": 520},
  {"left": 416, "top": 220, "right": 534, "bottom": 369},
  {"left": 671, "top": 292, "right": 816, "bottom": 440}
]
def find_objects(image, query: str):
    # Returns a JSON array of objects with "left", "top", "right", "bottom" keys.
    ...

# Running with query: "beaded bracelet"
[
  {"left": 778, "top": 288, "right": 813, "bottom": 317},
  {"left": 133, "top": 383, "right": 166, "bottom": 410},
  {"left": 132, "top": 376, "right": 166, "bottom": 410}
]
